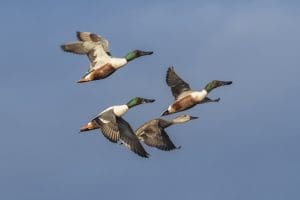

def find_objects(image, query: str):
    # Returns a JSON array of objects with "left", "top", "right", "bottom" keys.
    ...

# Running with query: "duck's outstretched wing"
[
  {"left": 136, "top": 120, "right": 178, "bottom": 151},
  {"left": 94, "top": 109, "right": 120, "bottom": 143},
  {"left": 61, "top": 41, "right": 95, "bottom": 55},
  {"left": 155, "top": 129, "right": 178, "bottom": 151},
  {"left": 61, "top": 32, "right": 111, "bottom": 71},
  {"left": 76, "top": 31, "right": 110, "bottom": 54},
  {"left": 61, "top": 40, "right": 109, "bottom": 71},
  {"left": 166, "top": 66, "right": 192, "bottom": 99},
  {"left": 117, "top": 117, "right": 149, "bottom": 158}
]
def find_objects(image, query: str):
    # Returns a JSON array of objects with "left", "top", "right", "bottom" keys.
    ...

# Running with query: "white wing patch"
[
  {"left": 98, "top": 105, "right": 129, "bottom": 118},
  {"left": 100, "top": 118, "right": 110, "bottom": 123}
]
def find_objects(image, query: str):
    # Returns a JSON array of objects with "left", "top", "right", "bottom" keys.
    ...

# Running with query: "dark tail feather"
[
  {"left": 214, "top": 98, "right": 221, "bottom": 102},
  {"left": 161, "top": 110, "right": 170, "bottom": 116}
]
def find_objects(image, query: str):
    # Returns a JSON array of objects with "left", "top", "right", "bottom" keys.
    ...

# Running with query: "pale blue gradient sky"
[{"left": 0, "top": 1, "right": 300, "bottom": 200}]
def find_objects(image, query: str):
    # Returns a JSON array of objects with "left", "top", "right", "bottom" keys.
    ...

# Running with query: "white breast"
[
  {"left": 112, "top": 105, "right": 129, "bottom": 117},
  {"left": 191, "top": 90, "right": 207, "bottom": 102},
  {"left": 110, "top": 58, "right": 127, "bottom": 69}
]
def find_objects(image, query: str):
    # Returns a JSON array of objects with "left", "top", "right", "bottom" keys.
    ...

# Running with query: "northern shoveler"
[
  {"left": 135, "top": 114, "right": 198, "bottom": 151},
  {"left": 162, "top": 66, "right": 232, "bottom": 115},
  {"left": 79, "top": 97, "right": 155, "bottom": 158},
  {"left": 61, "top": 32, "right": 153, "bottom": 83}
]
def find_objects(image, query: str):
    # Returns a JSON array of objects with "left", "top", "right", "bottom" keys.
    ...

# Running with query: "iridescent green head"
[
  {"left": 204, "top": 80, "right": 233, "bottom": 93},
  {"left": 126, "top": 97, "right": 155, "bottom": 108},
  {"left": 125, "top": 50, "right": 153, "bottom": 62}
]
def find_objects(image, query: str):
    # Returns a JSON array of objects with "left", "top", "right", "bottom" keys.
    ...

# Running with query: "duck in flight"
[
  {"left": 79, "top": 97, "right": 155, "bottom": 158},
  {"left": 162, "top": 66, "right": 232, "bottom": 116},
  {"left": 135, "top": 114, "right": 198, "bottom": 151},
  {"left": 61, "top": 32, "right": 153, "bottom": 83}
]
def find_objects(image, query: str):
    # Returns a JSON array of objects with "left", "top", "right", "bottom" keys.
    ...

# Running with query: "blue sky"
[{"left": 0, "top": 1, "right": 300, "bottom": 199}]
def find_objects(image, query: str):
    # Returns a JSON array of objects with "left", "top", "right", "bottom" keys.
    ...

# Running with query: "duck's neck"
[
  {"left": 204, "top": 81, "right": 218, "bottom": 93},
  {"left": 126, "top": 98, "right": 140, "bottom": 109},
  {"left": 124, "top": 51, "right": 138, "bottom": 62}
]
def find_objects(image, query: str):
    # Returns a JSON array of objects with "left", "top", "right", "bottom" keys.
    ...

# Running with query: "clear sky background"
[{"left": 0, "top": 0, "right": 299, "bottom": 199}]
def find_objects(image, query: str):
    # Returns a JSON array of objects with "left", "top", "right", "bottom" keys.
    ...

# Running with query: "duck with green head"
[
  {"left": 161, "top": 66, "right": 232, "bottom": 116},
  {"left": 79, "top": 97, "right": 155, "bottom": 158},
  {"left": 61, "top": 31, "right": 153, "bottom": 83}
]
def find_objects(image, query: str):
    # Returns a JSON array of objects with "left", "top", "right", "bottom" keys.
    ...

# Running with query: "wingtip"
[
  {"left": 76, "top": 31, "right": 88, "bottom": 41},
  {"left": 76, "top": 31, "right": 81, "bottom": 39},
  {"left": 167, "top": 66, "right": 174, "bottom": 72},
  {"left": 142, "top": 153, "right": 150, "bottom": 158},
  {"left": 60, "top": 44, "right": 67, "bottom": 51},
  {"left": 166, "top": 66, "right": 174, "bottom": 84},
  {"left": 135, "top": 149, "right": 150, "bottom": 158},
  {"left": 139, "top": 147, "right": 150, "bottom": 158}
]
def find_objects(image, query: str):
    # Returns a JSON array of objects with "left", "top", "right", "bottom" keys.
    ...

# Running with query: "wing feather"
[
  {"left": 94, "top": 110, "right": 120, "bottom": 143},
  {"left": 117, "top": 117, "right": 149, "bottom": 158},
  {"left": 61, "top": 41, "right": 92, "bottom": 54},
  {"left": 61, "top": 32, "right": 111, "bottom": 71},
  {"left": 76, "top": 31, "right": 110, "bottom": 53},
  {"left": 166, "top": 66, "right": 192, "bottom": 99}
]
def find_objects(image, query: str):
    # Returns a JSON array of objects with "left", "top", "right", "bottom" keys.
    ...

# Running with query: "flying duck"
[
  {"left": 61, "top": 31, "right": 153, "bottom": 83},
  {"left": 135, "top": 114, "right": 198, "bottom": 151},
  {"left": 80, "top": 97, "right": 155, "bottom": 158},
  {"left": 162, "top": 66, "right": 232, "bottom": 115}
]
